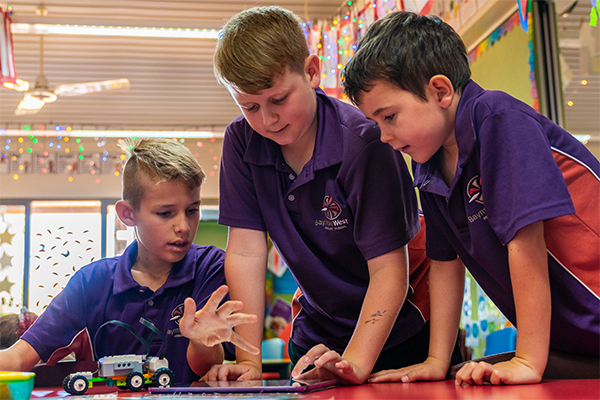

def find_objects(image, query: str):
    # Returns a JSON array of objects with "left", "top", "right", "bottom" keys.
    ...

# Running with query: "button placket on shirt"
[{"left": 138, "top": 288, "right": 159, "bottom": 308}]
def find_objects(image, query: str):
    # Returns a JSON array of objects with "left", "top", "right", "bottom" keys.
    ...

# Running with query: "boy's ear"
[
  {"left": 304, "top": 54, "right": 321, "bottom": 89},
  {"left": 428, "top": 75, "right": 455, "bottom": 109},
  {"left": 115, "top": 200, "right": 136, "bottom": 227}
]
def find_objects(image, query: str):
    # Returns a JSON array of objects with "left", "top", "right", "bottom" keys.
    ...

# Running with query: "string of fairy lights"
[
  {"left": 0, "top": 0, "right": 519, "bottom": 185},
  {"left": 1, "top": 127, "right": 222, "bottom": 183},
  {"left": 308, "top": 0, "right": 398, "bottom": 97},
  {"left": 3, "top": 0, "right": 593, "bottom": 184}
]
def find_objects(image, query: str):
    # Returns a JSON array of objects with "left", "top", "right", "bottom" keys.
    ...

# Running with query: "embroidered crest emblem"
[
  {"left": 170, "top": 303, "right": 185, "bottom": 325},
  {"left": 321, "top": 195, "right": 342, "bottom": 220},
  {"left": 467, "top": 175, "right": 484, "bottom": 204}
]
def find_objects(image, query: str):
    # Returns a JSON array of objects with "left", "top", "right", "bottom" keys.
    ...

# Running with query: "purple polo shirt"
[
  {"left": 219, "top": 89, "right": 423, "bottom": 353},
  {"left": 415, "top": 80, "right": 600, "bottom": 355},
  {"left": 22, "top": 242, "right": 230, "bottom": 384}
]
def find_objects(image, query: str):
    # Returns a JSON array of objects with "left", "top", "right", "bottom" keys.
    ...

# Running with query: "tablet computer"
[{"left": 148, "top": 379, "right": 337, "bottom": 394}]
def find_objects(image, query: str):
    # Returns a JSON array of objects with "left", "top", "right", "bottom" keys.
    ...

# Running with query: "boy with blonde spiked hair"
[
  {"left": 207, "top": 6, "right": 461, "bottom": 385},
  {"left": 0, "top": 137, "right": 259, "bottom": 384}
]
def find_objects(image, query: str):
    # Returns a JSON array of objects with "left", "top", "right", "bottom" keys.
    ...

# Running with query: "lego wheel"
[
  {"left": 62, "top": 375, "right": 71, "bottom": 393},
  {"left": 152, "top": 368, "right": 175, "bottom": 387},
  {"left": 68, "top": 374, "right": 89, "bottom": 395},
  {"left": 126, "top": 371, "right": 145, "bottom": 391}
]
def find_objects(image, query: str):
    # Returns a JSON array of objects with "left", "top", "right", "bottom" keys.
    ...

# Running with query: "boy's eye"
[
  {"left": 187, "top": 207, "right": 199, "bottom": 214},
  {"left": 246, "top": 104, "right": 258, "bottom": 112},
  {"left": 272, "top": 96, "right": 287, "bottom": 105},
  {"left": 157, "top": 211, "right": 171, "bottom": 217},
  {"left": 383, "top": 113, "right": 395, "bottom": 122}
]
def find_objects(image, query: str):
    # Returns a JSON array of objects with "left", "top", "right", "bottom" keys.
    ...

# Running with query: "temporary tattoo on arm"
[{"left": 364, "top": 310, "right": 387, "bottom": 325}]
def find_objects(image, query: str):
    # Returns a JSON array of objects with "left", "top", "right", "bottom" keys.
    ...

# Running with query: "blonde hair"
[
  {"left": 213, "top": 6, "right": 309, "bottom": 94},
  {"left": 121, "top": 138, "right": 205, "bottom": 209}
]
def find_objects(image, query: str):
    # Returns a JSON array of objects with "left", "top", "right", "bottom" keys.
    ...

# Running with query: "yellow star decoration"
[
  {"left": 0, "top": 276, "right": 14, "bottom": 294},
  {"left": 0, "top": 228, "right": 15, "bottom": 246},
  {"left": 0, "top": 251, "right": 13, "bottom": 269}
]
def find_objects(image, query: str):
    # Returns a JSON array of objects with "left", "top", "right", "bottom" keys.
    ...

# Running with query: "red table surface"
[{"left": 31, "top": 379, "right": 600, "bottom": 399}]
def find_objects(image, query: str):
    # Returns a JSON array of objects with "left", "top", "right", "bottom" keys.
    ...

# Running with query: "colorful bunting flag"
[{"left": 517, "top": 0, "right": 530, "bottom": 32}]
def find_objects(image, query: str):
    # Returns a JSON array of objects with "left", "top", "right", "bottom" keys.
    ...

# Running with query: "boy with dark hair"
[
  {"left": 343, "top": 11, "right": 599, "bottom": 385},
  {"left": 0, "top": 138, "right": 258, "bottom": 384},
  {"left": 207, "top": 6, "right": 461, "bottom": 385}
]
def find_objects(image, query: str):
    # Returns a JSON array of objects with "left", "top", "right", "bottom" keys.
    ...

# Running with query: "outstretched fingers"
[
  {"left": 204, "top": 285, "right": 231, "bottom": 312},
  {"left": 226, "top": 312, "right": 258, "bottom": 327},
  {"left": 178, "top": 297, "right": 200, "bottom": 336}
]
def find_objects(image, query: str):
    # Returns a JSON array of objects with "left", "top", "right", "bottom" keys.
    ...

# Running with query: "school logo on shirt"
[
  {"left": 321, "top": 195, "right": 342, "bottom": 220},
  {"left": 467, "top": 175, "right": 484, "bottom": 205},
  {"left": 315, "top": 195, "right": 348, "bottom": 230},
  {"left": 467, "top": 175, "right": 488, "bottom": 224},
  {"left": 170, "top": 303, "right": 185, "bottom": 326}
]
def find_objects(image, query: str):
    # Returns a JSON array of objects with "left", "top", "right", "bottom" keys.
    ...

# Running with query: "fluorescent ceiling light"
[
  {"left": 31, "top": 200, "right": 102, "bottom": 208},
  {"left": 11, "top": 23, "right": 220, "bottom": 39},
  {"left": 0, "top": 129, "right": 224, "bottom": 139}
]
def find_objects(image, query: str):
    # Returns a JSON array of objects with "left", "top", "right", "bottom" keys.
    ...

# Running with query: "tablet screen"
[{"left": 149, "top": 379, "right": 338, "bottom": 394}]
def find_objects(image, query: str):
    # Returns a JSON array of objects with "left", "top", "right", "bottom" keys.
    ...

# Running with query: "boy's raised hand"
[
  {"left": 454, "top": 357, "right": 543, "bottom": 386},
  {"left": 179, "top": 285, "right": 259, "bottom": 355},
  {"left": 290, "top": 344, "right": 365, "bottom": 385},
  {"left": 368, "top": 356, "right": 448, "bottom": 383}
]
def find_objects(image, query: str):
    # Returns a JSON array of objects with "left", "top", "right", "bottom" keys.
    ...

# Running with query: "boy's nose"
[
  {"left": 261, "top": 107, "right": 278, "bottom": 127},
  {"left": 173, "top": 214, "right": 191, "bottom": 233},
  {"left": 380, "top": 128, "right": 394, "bottom": 144}
]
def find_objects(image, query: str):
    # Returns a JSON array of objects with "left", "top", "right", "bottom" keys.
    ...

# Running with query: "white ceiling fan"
[{"left": 12, "top": 34, "right": 130, "bottom": 116}]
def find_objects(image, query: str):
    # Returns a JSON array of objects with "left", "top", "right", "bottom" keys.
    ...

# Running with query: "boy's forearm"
[
  {"left": 224, "top": 307, "right": 263, "bottom": 368},
  {"left": 0, "top": 340, "right": 41, "bottom": 372},
  {"left": 225, "top": 261, "right": 265, "bottom": 368},
  {"left": 428, "top": 259, "right": 464, "bottom": 368},
  {"left": 343, "top": 249, "right": 408, "bottom": 378},
  {"left": 224, "top": 228, "right": 268, "bottom": 369},
  {"left": 508, "top": 221, "right": 551, "bottom": 375},
  {"left": 187, "top": 340, "right": 225, "bottom": 377}
]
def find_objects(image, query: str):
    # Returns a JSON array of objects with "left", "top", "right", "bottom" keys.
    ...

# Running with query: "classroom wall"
[
  {"left": 469, "top": 22, "right": 533, "bottom": 107},
  {"left": 468, "top": 18, "right": 599, "bottom": 160},
  {"left": 585, "top": 141, "right": 600, "bottom": 159},
  {"left": 0, "top": 137, "right": 223, "bottom": 203},
  {"left": 194, "top": 220, "right": 228, "bottom": 250}
]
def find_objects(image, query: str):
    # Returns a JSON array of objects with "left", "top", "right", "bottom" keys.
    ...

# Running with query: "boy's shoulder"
[
  {"left": 317, "top": 90, "right": 381, "bottom": 145},
  {"left": 227, "top": 113, "right": 249, "bottom": 131},
  {"left": 180, "top": 243, "right": 226, "bottom": 277},
  {"left": 225, "top": 114, "right": 254, "bottom": 140},
  {"left": 462, "top": 81, "right": 539, "bottom": 122},
  {"left": 77, "top": 255, "right": 121, "bottom": 277},
  {"left": 79, "top": 245, "right": 225, "bottom": 291}
]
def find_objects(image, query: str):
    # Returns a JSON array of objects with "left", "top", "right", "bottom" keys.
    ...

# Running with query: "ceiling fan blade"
[
  {"left": 14, "top": 93, "right": 45, "bottom": 115},
  {"left": 2, "top": 78, "right": 30, "bottom": 92},
  {"left": 54, "top": 78, "right": 130, "bottom": 97}
]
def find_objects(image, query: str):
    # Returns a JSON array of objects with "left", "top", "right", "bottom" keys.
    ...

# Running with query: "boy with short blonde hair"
[
  {"left": 214, "top": 7, "right": 309, "bottom": 94},
  {"left": 122, "top": 138, "right": 205, "bottom": 209},
  {"left": 0, "top": 137, "right": 258, "bottom": 384},
  {"left": 206, "top": 6, "right": 460, "bottom": 385}
]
